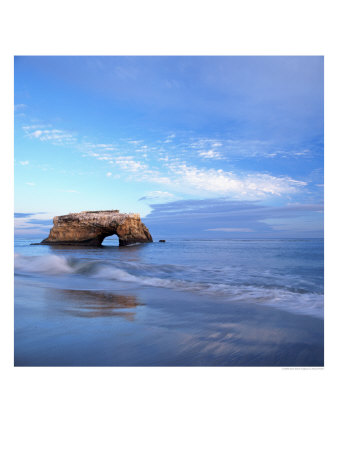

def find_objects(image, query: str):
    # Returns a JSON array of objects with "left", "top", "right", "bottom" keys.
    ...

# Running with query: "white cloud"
[
  {"left": 128, "top": 140, "right": 143, "bottom": 145},
  {"left": 110, "top": 156, "right": 147, "bottom": 172},
  {"left": 22, "top": 123, "right": 310, "bottom": 202},
  {"left": 159, "top": 155, "right": 169, "bottom": 161},
  {"left": 188, "top": 137, "right": 306, "bottom": 159},
  {"left": 198, "top": 149, "right": 222, "bottom": 159},
  {"left": 85, "top": 143, "right": 116, "bottom": 151},
  {"left": 19, "top": 160, "right": 29, "bottom": 165},
  {"left": 139, "top": 191, "right": 175, "bottom": 201},
  {"left": 97, "top": 155, "right": 113, "bottom": 161},
  {"left": 26, "top": 182, "right": 36, "bottom": 186},
  {"left": 165, "top": 163, "right": 307, "bottom": 199},
  {"left": 23, "top": 125, "right": 76, "bottom": 145},
  {"left": 190, "top": 138, "right": 223, "bottom": 149},
  {"left": 294, "top": 149, "right": 311, "bottom": 156}
]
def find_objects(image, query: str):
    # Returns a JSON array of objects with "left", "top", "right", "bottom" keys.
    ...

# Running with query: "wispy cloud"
[
  {"left": 127, "top": 140, "right": 143, "bottom": 145},
  {"left": 109, "top": 156, "right": 147, "bottom": 172},
  {"left": 14, "top": 212, "right": 45, "bottom": 218},
  {"left": 164, "top": 163, "right": 307, "bottom": 199},
  {"left": 138, "top": 191, "right": 175, "bottom": 201},
  {"left": 80, "top": 133, "right": 309, "bottom": 200},
  {"left": 189, "top": 137, "right": 313, "bottom": 160},
  {"left": 14, "top": 212, "right": 53, "bottom": 235},
  {"left": 22, "top": 124, "right": 76, "bottom": 145},
  {"left": 20, "top": 114, "right": 312, "bottom": 204},
  {"left": 15, "top": 104, "right": 27, "bottom": 111},
  {"left": 198, "top": 149, "right": 222, "bottom": 159},
  {"left": 26, "top": 182, "right": 36, "bottom": 186}
]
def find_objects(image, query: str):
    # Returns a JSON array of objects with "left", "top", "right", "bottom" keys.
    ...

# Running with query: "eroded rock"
[{"left": 41, "top": 210, "right": 153, "bottom": 246}]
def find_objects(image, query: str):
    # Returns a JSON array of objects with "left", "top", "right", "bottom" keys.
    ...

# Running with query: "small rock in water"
[{"left": 159, "top": 239, "right": 166, "bottom": 243}]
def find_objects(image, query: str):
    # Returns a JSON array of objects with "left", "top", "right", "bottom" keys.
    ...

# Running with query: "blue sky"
[{"left": 14, "top": 56, "right": 324, "bottom": 238}]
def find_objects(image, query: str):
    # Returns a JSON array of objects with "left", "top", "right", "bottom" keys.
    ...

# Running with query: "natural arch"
[{"left": 41, "top": 210, "right": 153, "bottom": 246}]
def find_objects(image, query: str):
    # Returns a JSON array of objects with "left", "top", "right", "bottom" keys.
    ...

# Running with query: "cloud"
[
  {"left": 138, "top": 191, "right": 175, "bottom": 201},
  {"left": 166, "top": 163, "right": 307, "bottom": 199},
  {"left": 80, "top": 132, "right": 312, "bottom": 201},
  {"left": 67, "top": 123, "right": 314, "bottom": 202},
  {"left": 84, "top": 143, "right": 116, "bottom": 151},
  {"left": 15, "top": 104, "right": 27, "bottom": 110},
  {"left": 19, "top": 160, "right": 29, "bottom": 165},
  {"left": 14, "top": 212, "right": 53, "bottom": 235},
  {"left": 26, "top": 219, "right": 53, "bottom": 225},
  {"left": 109, "top": 156, "right": 147, "bottom": 172},
  {"left": 22, "top": 125, "right": 76, "bottom": 145},
  {"left": 128, "top": 140, "right": 143, "bottom": 145},
  {"left": 14, "top": 212, "right": 44, "bottom": 218},
  {"left": 198, "top": 149, "right": 222, "bottom": 159},
  {"left": 26, "top": 182, "right": 36, "bottom": 186},
  {"left": 143, "top": 198, "right": 323, "bottom": 238},
  {"left": 106, "top": 172, "right": 112, "bottom": 177},
  {"left": 188, "top": 137, "right": 315, "bottom": 160},
  {"left": 81, "top": 134, "right": 309, "bottom": 200}
]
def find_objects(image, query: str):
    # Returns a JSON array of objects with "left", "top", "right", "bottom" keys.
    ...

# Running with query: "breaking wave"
[{"left": 14, "top": 253, "right": 324, "bottom": 318}]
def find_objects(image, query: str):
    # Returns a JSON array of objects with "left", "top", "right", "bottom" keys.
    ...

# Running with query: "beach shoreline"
[{"left": 14, "top": 278, "right": 324, "bottom": 367}]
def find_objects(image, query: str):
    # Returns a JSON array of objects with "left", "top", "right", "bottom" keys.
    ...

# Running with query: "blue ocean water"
[
  {"left": 14, "top": 237, "right": 324, "bottom": 366},
  {"left": 15, "top": 237, "right": 324, "bottom": 318}
]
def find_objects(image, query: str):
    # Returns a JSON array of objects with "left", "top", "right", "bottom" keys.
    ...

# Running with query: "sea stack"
[{"left": 41, "top": 210, "right": 153, "bottom": 246}]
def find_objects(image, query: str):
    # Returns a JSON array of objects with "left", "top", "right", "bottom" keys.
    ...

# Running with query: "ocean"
[{"left": 14, "top": 237, "right": 324, "bottom": 366}]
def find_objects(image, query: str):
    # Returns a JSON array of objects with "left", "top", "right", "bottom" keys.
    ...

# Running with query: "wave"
[
  {"left": 14, "top": 253, "right": 324, "bottom": 318},
  {"left": 15, "top": 253, "right": 75, "bottom": 275}
]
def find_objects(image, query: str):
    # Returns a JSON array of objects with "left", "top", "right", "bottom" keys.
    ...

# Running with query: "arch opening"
[{"left": 101, "top": 234, "right": 120, "bottom": 247}]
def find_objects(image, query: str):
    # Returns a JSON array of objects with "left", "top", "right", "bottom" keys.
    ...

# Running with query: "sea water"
[{"left": 14, "top": 237, "right": 324, "bottom": 366}]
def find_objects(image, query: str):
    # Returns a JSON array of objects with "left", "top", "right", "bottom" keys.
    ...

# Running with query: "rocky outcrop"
[{"left": 41, "top": 210, "right": 153, "bottom": 246}]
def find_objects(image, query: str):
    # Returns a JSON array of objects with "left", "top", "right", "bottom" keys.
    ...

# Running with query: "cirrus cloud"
[{"left": 138, "top": 191, "right": 175, "bottom": 201}]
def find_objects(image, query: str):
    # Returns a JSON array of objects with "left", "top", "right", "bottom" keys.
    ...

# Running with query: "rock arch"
[{"left": 41, "top": 210, "right": 153, "bottom": 246}]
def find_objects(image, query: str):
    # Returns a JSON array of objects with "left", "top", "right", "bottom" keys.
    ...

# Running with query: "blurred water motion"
[
  {"left": 50, "top": 289, "right": 141, "bottom": 320},
  {"left": 14, "top": 237, "right": 324, "bottom": 366}
]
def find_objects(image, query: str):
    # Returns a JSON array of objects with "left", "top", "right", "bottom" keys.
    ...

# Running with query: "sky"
[{"left": 14, "top": 56, "right": 324, "bottom": 238}]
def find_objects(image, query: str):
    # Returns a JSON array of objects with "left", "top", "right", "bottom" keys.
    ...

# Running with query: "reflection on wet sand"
[{"left": 51, "top": 288, "right": 142, "bottom": 320}]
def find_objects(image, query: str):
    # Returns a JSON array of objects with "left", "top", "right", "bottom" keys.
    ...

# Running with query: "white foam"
[{"left": 15, "top": 253, "right": 74, "bottom": 275}]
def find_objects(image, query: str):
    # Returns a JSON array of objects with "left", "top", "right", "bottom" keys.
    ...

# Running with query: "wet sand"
[{"left": 14, "top": 279, "right": 324, "bottom": 367}]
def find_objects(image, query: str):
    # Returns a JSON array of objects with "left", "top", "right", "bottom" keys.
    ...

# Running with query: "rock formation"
[{"left": 41, "top": 210, "right": 153, "bottom": 246}]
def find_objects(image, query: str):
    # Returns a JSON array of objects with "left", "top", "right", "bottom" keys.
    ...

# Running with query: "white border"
[{"left": 1, "top": 1, "right": 337, "bottom": 449}]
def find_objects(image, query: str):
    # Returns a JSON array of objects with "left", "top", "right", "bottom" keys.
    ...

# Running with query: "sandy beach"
[{"left": 15, "top": 278, "right": 324, "bottom": 367}]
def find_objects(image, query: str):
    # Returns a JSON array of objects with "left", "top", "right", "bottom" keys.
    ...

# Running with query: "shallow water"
[{"left": 14, "top": 237, "right": 324, "bottom": 366}]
